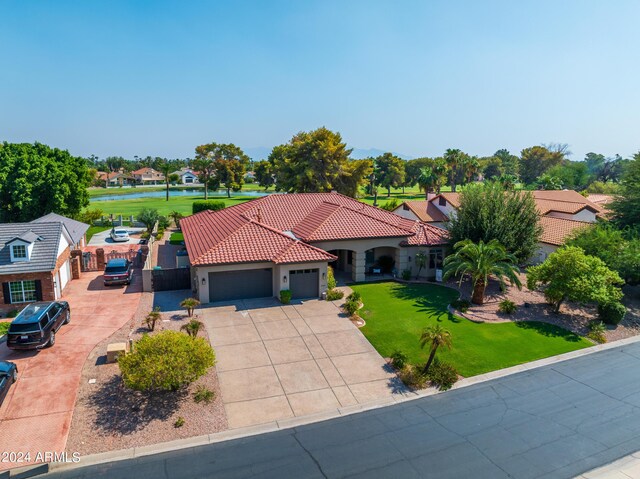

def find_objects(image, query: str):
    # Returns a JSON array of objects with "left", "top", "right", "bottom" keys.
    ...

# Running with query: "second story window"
[{"left": 12, "top": 244, "right": 27, "bottom": 259}]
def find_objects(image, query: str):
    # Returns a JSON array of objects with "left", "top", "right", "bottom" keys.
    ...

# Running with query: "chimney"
[{"left": 427, "top": 192, "right": 436, "bottom": 201}]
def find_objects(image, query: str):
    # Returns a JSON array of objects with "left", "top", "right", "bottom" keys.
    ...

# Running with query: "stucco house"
[
  {"left": 0, "top": 214, "right": 89, "bottom": 306},
  {"left": 394, "top": 189, "right": 604, "bottom": 264},
  {"left": 172, "top": 167, "right": 200, "bottom": 184},
  {"left": 180, "top": 193, "right": 448, "bottom": 303},
  {"left": 132, "top": 167, "right": 165, "bottom": 185}
]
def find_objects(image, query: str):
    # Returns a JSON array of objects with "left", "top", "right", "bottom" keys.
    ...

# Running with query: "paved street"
[
  {"left": 45, "top": 341, "right": 640, "bottom": 479},
  {"left": 0, "top": 271, "right": 142, "bottom": 472}
]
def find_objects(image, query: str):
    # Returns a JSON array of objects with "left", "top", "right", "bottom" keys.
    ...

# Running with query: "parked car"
[
  {"left": 110, "top": 228, "right": 130, "bottom": 242},
  {"left": 6, "top": 301, "right": 70, "bottom": 350},
  {"left": 0, "top": 361, "right": 18, "bottom": 406},
  {"left": 104, "top": 258, "right": 133, "bottom": 286}
]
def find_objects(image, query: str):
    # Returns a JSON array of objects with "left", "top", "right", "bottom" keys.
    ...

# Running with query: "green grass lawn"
[
  {"left": 86, "top": 225, "right": 111, "bottom": 242},
  {"left": 0, "top": 322, "right": 10, "bottom": 335},
  {"left": 169, "top": 232, "right": 184, "bottom": 245},
  {"left": 89, "top": 195, "right": 255, "bottom": 217},
  {"left": 353, "top": 281, "right": 591, "bottom": 377}
]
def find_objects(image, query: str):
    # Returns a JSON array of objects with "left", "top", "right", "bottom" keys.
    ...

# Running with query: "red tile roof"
[
  {"left": 397, "top": 200, "right": 448, "bottom": 222},
  {"left": 181, "top": 192, "right": 447, "bottom": 266},
  {"left": 539, "top": 216, "right": 592, "bottom": 246},
  {"left": 403, "top": 222, "right": 449, "bottom": 246}
]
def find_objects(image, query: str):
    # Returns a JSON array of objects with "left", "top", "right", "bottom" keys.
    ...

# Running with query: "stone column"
[
  {"left": 70, "top": 255, "right": 81, "bottom": 280},
  {"left": 96, "top": 248, "right": 106, "bottom": 270},
  {"left": 351, "top": 251, "right": 366, "bottom": 282}
]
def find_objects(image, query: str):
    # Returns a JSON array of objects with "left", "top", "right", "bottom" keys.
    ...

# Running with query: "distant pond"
[{"left": 91, "top": 189, "right": 270, "bottom": 202}]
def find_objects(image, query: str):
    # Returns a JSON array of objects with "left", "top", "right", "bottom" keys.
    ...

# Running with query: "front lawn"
[
  {"left": 86, "top": 225, "right": 111, "bottom": 243},
  {"left": 0, "top": 322, "right": 10, "bottom": 336},
  {"left": 169, "top": 232, "right": 184, "bottom": 245},
  {"left": 353, "top": 281, "right": 591, "bottom": 377}
]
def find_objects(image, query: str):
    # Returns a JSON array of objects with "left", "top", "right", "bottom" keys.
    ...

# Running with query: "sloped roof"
[
  {"left": 396, "top": 200, "right": 448, "bottom": 222},
  {"left": 402, "top": 222, "right": 449, "bottom": 246},
  {"left": 0, "top": 222, "right": 64, "bottom": 274},
  {"left": 180, "top": 192, "right": 448, "bottom": 266},
  {"left": 539, "top": 216, "right": 592, "bottom": 246},
  {"left": 32, "top": 213, "right": 88, "bottom": 245},
  {"left": 7, "top": 230, "right": 42, "bottom": 244},
  {"left": 586, "top": 194, "right": 615, "bottom": 206}
]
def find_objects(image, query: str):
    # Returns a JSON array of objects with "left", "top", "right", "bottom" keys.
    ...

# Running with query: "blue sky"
[{"left": 1, "top": 0, "right": 639, "bottom": 161}]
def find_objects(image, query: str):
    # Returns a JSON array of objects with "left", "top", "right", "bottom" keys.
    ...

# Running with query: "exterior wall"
[
  {"left": 530, "top": 242, "right": 558, "bottom": 265},
  {"left": 546, "top": 209, "right": 597, "bottom": 223},
  {"left": 0, "top": 271, "right": 56, "bottom": 305},
  {"left": 392, "top": 206, "right": 420, "bottom": 221},
  {"left": 434, "top": 199, "right": 457, "bottom": 219},
  {"left": 193, "top": 261, "right": 328, "bottom": 303},
  {"left": 402, "top": 246, "right": 445, "bottom": 279}
]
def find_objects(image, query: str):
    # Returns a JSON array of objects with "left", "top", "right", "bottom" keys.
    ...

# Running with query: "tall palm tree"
[
  {"left": 420, "top": 324, "right": 452, "bottom": 374},
  {"left": 443, "top": 148, "right": 462, "bottom": 192},
  {"left": 417, "top": 167, "right": 437, "bottom": 199},
  {"left": 443, "top": 239, "right": 522, "bottom": 305}
]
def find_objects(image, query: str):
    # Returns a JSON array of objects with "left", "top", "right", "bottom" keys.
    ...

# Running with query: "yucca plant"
[
  {"left": 180, "top": 297, "right": 201, "bottom": 317},
  {"left": 144, "top": 307, "right": 162, "bottom": 331},
  {"left": 181, "top": 318, "right": 205, "bottom": 338}
]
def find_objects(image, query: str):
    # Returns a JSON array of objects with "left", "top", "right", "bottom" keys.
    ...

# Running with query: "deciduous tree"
[
  {"left": 374, "top": 153, "right": 405, "bottom": 196},
  {"left": 611, "top": 152, "right": 640, "bottom": 229},
  {"left": 519, "top": 146, "right": 564, "bottom": 185}
]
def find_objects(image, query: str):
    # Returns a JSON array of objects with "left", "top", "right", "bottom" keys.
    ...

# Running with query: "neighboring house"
[
  {"left": 132, "top": 167, "right": 165, "bottom": 185},
  {"left": 587, "top": 194, "right": 615, "bottom": 208},
  {"left": 172, "top": 168, "right": 200, "bottom": 184},
  {"left": 0, "top": 214, "right": 89, "bottom": 306},
  {"left": 244, "top": 171, "right": 256, "bottom": 181},
  {"left": 395, "top": 190, "right": 604, "bottom": 264},
  {"left": 180, "top": 193, "right": 448, "bottom": 303},
  {"left": 97, "top": 171, "right": 136, "bottom": 186}
]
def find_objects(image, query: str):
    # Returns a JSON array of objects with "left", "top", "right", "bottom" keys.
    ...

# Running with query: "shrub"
[
  {"left": 343, "top": 299, "right": 360, "bottom": 316},
  {"left": 598, "top": 302, "right": 627, "bottom": 325},
  {"left": 143, "top": 307, "right": 161, "bottom": 331},
  {"left": 137, "top": 208, "right": 160, "bottom": 234},
  {"left": 390, "top": 350, "right": 408, "bottom": 370},
  {"left": 397, "top": 365, "right": 429, "bottom": 389},
  {"left": 587, "top": 320, "right": 607, "bottom": 343},
  {"left": 280, "top": 289, "right": 292, "bottom": 304},
  {"left": 380, "top": 198, "right": 399, "bottom": 211},
  {"left": 346, "top": 291, "right": 361, "bottom": 303},
  {"left": 193, "top": 385, "right": 215, "bottom": 404},
  {"left": 180, "top": 298, "right": 200, "bottom": 317},
  {"left": 376, "top": 255, "right": 395, "bottom": 273},
  {"left": 192, "top": 200, "right": 226, "bottom": 214},
  {"left": 79, "top": 208, "right": 104, "bottom": 225},
  {"left": 401, "top": 269, "right": 411, "bottom": 280},
  {"left": 174, "top": 417, "right": 185, "bottom": 428},
  {"left": 327, "top": 266, "right": 337, "bottom": 290},
  {"left": 326, "top": 289, "right": 344, "bottom": 301},
  {"left": 180, "top": 319, "right": 205, "bottom": 338},
  {"left": 140, "top": 231, "right": 151, "bottom": 240},
  {"left": 158, "top": 215, "right": 171, "bottom": 230},
  {"left": 451, "top": 298, "right": 470, "bottom": 313},
  {"left": 118, "top": 331, "right": 215, "bottom": 392},
  {"left": 427, "top": 358, "right": 458, "bottom": 391},
  {"left": 498, "top": 299, "right": 517, "bottom": 314}
]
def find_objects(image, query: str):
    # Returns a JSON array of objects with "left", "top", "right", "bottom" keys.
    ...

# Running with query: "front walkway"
[
  {"left": 198, "top": 297, "right": 408, "bottom": 429},
  {"left": 0, "top": 271, "right": 143, "bottom": 471}
]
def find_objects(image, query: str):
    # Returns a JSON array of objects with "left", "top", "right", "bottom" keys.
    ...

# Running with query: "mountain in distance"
[{"left": 244, "top": 146, "right": 413, "bottom": 162}]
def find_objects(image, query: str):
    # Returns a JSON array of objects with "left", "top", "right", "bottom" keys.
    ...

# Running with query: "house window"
[
  {"left": 12, "top": 244, "right": 27, "bottom": 259},
  {"left": 429, "top": 249, "right": 443, "bottom": 269},
  {"left": 9, "top": 280, "right": 37, "bottom": 303},
  {"left": 438, "top": 196, "right": 446, "bottom": 206}
]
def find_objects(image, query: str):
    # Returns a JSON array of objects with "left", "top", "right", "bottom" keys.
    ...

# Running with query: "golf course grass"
[{"left": 353, "top": 281, "right": 591, "bottom": 377}]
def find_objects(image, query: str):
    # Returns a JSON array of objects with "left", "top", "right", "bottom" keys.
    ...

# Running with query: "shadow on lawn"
[
  {"left": 514, "top": 321, "right": 584, "bottom": 342},
  {"left": 88, "top": 375, "right": 186, "bottom": 435},
  {"left": 388, "top": 282, "right": 462, "bottom": 323}
]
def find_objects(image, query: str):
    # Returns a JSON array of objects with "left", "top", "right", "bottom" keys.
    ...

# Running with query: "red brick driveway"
[{"left": 0, "top": 270, "right": 142, "bottom": 471}]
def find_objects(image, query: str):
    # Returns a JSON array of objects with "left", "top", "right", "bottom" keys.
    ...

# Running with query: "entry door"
[{"left": 289, "top": 269, "right": 319, "bottom": 299}]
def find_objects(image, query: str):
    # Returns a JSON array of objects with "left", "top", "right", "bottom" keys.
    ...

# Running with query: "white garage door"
[{"left": 58, "top": 260, "right": 71, "bottom": 294}]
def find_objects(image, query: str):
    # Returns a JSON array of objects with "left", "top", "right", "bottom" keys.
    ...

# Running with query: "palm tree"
[
  {"left": 417, "top": 167, "right": 438, "bottom": 199},
  {"left": 168, "top": 210, "right": 184, "bottom": 229},
  {"left": 144, "top": 307, "right": 162, "bottom": 331},
  {"left": 443, "top": 239, "right": 522, "bottom": 305},
  {"left": 443, "top": 148, "right": 462, "bottom": 192},
  {"left": 420, "top": 324, "right": 452, "bottom": 374},
  {"left": 181, "top": 319, "right": 205, "bottom": 338},
  {"left": 180, "top": 297, "right": 201, "bottom": 317}
]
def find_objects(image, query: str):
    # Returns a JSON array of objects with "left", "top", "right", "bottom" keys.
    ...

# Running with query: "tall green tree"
[
  {"left": 493, "top": 149, "right": 520, "bottom": 177},
  {"left": 527, "top": 246, "right": 624, "bottom": 313},
  {"left": 403, "top": 157, "right": 432, "bottom": 189},
  {"left": 546, "top": 161, "right": 590, "bottom": 190},
  {"left": 611, "top": 152, "right": 640, "bottom": 229},
  {"left": 254, "top": 160, "right": 275, "bottom": 190},
  {"left": 447, "top": 182, "right": 542, "bottom": 263},
  {"left": 417, "top": 167, "right": 440, "bottom": 198},
  {"left": 374, "top": 153, "right": 405, "bottom": 196},
  {"left": 269, "top": 127, "right": 370, "bottom": 197},
  {"left": 519, "top": 146, "right": 564, "bottom": 185},
  {"left": 443, "top": 148, "right": 463, "bottom": 192},
  {"left": 192, "top": 146, "right": 219, "bottom": 200},
  {"left": 443, "top": 239, "right": 522, "bottom": 305},
  {"left": 0, "top": 142, "right": 91, "bottom": 222},
  {"left": 158, "top": 160, "right": 180, "bottom": 201}
]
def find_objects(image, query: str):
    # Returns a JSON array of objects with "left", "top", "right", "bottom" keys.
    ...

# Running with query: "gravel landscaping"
[
  {"left": 448, "top": 274, "right": 640, "bottom": 343},
  {"left": 66, "top": 291, "right": 227, "bottom": 457}
]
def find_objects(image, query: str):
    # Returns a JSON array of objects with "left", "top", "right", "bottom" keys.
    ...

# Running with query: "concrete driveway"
[
  {"left": 198, "top": 297, "right": 408, "bottom": 429},
  {"left": 0, "top": 271, "right": 143, "bottom": 471},
  {"left": 87, "top": 227, "right": 145, "bottom": 247}
]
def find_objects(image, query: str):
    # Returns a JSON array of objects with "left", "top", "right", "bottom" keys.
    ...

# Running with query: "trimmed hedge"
[
  {"left": 598, "top": 302, "right": 626, "bottom": 325},
  {"left": 192, "top": 200, "right": 226, "bottom": 214}
]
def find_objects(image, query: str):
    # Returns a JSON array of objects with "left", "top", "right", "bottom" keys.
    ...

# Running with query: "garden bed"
[{"left": 65, "top": 292, "right": 227, "bottom": 457}]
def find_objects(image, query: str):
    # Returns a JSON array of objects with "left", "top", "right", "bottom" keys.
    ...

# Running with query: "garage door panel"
[
  {"left": 209, "top": 269, "right": 273, "bottom": 302},
  {"left": 290, "top": 269, "right": 319, "bottom": 299}
]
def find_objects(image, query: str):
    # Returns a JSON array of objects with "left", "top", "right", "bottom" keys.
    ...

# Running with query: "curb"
[{"left": 41, "top": 333, "right": 640, "bottom": 476}]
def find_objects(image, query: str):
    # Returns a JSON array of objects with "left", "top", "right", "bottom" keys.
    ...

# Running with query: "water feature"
[{"left": 91, "top": 189, "right": 270, "bottom": 202}]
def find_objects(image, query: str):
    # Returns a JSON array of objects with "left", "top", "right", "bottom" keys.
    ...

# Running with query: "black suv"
[
  {"left": 104, "top": 258, "right": 133, "bottom": 286},
  {"left": 6, "top": 301, "right": 70, "bottom": 350}
]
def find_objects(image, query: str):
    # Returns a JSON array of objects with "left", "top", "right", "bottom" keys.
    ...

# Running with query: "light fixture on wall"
[
  {"left": 201, "top": 277, "right": 206, "bottom": 285},
  {"left": 322, "top": 272, "right": 326, "bottom": 280},
  {"left": 283, "top": 275, "right": 288, "bottom": 283}
]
